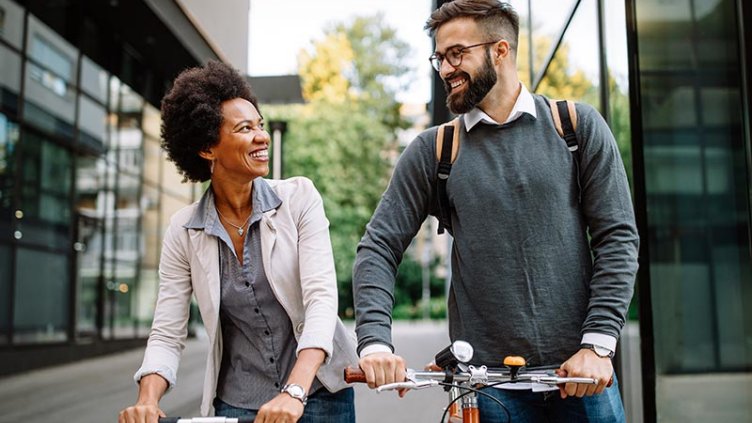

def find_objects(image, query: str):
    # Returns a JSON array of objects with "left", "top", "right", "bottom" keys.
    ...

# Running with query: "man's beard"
[{"left": 444, "top": 50, "right": 497, "bottom": 115}]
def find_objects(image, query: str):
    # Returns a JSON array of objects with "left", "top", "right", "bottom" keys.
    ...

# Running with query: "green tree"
[{"left": 266, "top": 15, "right": 412, "bottom": 316}]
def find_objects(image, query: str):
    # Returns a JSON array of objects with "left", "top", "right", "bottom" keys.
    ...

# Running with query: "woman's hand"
[
  {"left": 118, "top": 402, "right": 165, "bottom": 423},
  {"left": 254, "top": 393, "right": 305, "bottom": 423},
  {"left": 119, "top": 373, "right": 168, "bottom": 423}
]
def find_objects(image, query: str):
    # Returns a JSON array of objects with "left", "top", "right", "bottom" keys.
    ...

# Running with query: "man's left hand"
[{"left": 557, "top": 348, "right": 613, "bottom": 399}]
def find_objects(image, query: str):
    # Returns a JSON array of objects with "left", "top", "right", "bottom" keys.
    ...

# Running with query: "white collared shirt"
[{"left": 463, "top": 83, "right": 537, "bottom": 131}]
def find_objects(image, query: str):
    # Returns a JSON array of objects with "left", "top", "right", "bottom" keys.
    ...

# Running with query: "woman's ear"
[{"left": 198, "top": 149, "right": 214, "bottom": 161}]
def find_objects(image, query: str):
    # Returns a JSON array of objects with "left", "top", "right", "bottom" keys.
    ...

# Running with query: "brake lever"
[
  {"left": 376, "top": 380, "right": 439, "bottom": 392},
  {"left": 528, "top": 375, "right": 596, "bottom": 385}
]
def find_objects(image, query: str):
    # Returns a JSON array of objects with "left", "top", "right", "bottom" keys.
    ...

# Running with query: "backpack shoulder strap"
[
  {"left": 435, "top": 117, "right": 460, "bottom": 234},
  {"left": 548, "top": 99, "right": 582, "bottom": 203}
]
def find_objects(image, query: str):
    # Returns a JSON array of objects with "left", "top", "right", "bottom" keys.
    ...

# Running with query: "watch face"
[
  {"left": 286, "top": 384, "right": 305, "bottom": 397},
  {"left": 282, "top": 384, "right": 305, "bottom": 399},
  {"left": 593, "top": 346, "right": 612, "bottom": 357}
]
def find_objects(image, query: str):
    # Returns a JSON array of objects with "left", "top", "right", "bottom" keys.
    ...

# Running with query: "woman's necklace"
[{"left": 215, "top": 207, "right": 252, "bottom": 236}]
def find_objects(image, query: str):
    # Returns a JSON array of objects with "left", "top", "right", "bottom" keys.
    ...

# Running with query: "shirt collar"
[
  {"left": 463, "top": 83, "right": 537, "bottom": 131},
  {"left": 184, "top": 177, "right": 282, "bottom": 230}
]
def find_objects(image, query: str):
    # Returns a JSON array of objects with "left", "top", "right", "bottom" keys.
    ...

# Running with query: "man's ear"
[{"left": 495, "top": 40, "right": 511, "bottom": 61}]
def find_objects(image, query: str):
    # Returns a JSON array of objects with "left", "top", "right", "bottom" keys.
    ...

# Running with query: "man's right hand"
[
  {"left": 358, "top": 352, "right": 407, "bottom": 390},
  {"left": 118, "top": 402, "right": 165, "bottom": 423}
]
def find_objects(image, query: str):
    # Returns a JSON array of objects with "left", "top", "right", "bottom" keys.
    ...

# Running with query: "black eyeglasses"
[{"left": 429, "top": 40, "right": 501, "bottom": 72}]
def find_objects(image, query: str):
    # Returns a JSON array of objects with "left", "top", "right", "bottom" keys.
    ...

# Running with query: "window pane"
[
  {"left": 0, "top": 242, "right": 10, "bottom": 343},
  {"left": 16, "top": 132, "right": 72, "bottom": 249},
  {"left": 634, "top": 0, "right": 752, "bottom": 420},
  {"left": 537, "top": 0, "right": 600, "bottom": 107},
  {"left": 80, "top": 56, "right": 107, "bottom": 104},
  {"left": 0, "top": 43, "right": 21, "bottom": 115},
  {"left": 530, "top": 0, "right": 577, "bottom": 81},
  {"left": 78, "top": 94, "right": 107, "bottom": 154},
  {"left": 75, "top": 155, "right": 105, "bottom": 338},
  {"left": 509, "top": 0, "right": 532, "bottom": 86},
  {"left": 0, "top": 112, "right": 19, "bottom": 229},
  {"left": 0, "top": 0, "right": 24, "bottom": 50},
  {"left": 605, "top": 0, "right": 632, "bottom": 186},
  {"left": 137, "top": 183, "right": 160, "bottom": 337},
  {"left": 13, "top": 247, "right": 69, "bottom": 343}
]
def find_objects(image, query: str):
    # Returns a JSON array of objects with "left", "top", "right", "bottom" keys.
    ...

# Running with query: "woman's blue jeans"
[
  {"left": 213, "top": 387, "right": 355, "bottom": 422},
  {"left": 477, "top": 374, "right": 626, "bottom": 423}
]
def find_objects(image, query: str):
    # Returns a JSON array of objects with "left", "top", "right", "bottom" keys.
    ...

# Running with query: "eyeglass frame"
[{"left": 428, "top": 40, "right": 502, "bottom": 72}]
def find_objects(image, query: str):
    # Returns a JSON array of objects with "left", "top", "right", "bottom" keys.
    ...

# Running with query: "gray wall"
[{"left": 177, "top": 0, "right": 250, "bottom": 73}]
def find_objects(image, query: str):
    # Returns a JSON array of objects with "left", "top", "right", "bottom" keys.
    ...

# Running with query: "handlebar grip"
[
  {"left": 343, "top": 367, "right": 367, "bottom": 383},
  {"left": 158, "top": 418, "right": 180, "bottom": 423}
]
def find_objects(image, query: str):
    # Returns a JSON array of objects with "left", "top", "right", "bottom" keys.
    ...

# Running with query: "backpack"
[{"left": 434, "top": 99, "right": 580, "bottom": 235}]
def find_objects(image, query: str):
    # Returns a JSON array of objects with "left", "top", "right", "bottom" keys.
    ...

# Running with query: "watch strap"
[{"left": 580, "top": 343, "right": 615, "bottom": 359}]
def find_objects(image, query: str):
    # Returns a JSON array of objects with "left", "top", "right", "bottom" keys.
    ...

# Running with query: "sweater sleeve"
[
  {"left": 352, "top": 131, "right": 438, "bottom": 354},
  {"left": 576, "top": 103, "right": 640, "bottom": 340}
]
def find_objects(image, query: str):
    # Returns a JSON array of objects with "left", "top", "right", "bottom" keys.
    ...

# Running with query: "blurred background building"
[
  {"left": 0, "top": 0, "right": 248, "bottom": 373},
  {"left": 0, "top": 0, "right": 751, "bottom": 422}
]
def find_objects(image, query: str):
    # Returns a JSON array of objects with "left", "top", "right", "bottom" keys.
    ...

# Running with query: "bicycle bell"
[{"left": 434, "top": 340, "right": 474, "bottom": 369}]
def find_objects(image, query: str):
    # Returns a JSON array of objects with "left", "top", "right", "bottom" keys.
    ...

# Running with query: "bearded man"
[{"left": 351, "top": 1, "right": 638, "bottom": 422}]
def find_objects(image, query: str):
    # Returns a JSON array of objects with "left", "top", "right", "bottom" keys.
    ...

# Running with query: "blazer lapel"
[
  {"left": 188, "top": 229, "right": 221, "bottom": 314},
  {"left": 260, "top": 208, "right": 278, "bottom": 280}
]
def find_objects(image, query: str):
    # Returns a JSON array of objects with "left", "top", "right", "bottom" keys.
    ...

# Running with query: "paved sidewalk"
[{"left": 0, "top": 320, "right": 450, "bottom": 423}]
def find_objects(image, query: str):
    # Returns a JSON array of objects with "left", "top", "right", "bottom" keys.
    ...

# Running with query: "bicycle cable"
[{"left": 437, "top": 382, "right": 511, "bottom": 423}]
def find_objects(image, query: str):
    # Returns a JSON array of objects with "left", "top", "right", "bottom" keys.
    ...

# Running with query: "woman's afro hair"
[{"left": 160, "top": 60, "right": 258, "bottom": 182}]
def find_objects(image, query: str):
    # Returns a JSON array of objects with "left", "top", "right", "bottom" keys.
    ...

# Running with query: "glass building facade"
[
  {"left": 431, "top": 0, "right": 751, "bottom": 421},
  {"left": 0, "top": 0, "right": 214, "bottom": 373}
]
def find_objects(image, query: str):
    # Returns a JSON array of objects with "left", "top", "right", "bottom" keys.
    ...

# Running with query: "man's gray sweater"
[{"left": 353, "top": 95, "right": 639, "bottom": 366}]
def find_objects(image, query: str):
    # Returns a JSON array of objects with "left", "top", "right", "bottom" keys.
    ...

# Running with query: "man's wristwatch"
[
  {"left": 281, "top": 383, "right": 308, "bottom": 405},
  {"left": 580, "top": 343, "right": 615, "bottom": 359}
]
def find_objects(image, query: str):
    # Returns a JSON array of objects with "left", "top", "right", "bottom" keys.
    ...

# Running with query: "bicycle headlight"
[{"left": 434, "top": 340, "right": 474, "bottom": 369}]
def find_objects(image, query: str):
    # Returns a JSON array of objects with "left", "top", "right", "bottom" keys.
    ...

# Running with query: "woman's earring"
[{"left": 210, "top": 159, "right": 215, "bottom": 175}]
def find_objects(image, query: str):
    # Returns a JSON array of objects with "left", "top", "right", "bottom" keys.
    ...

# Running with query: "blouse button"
[{"left": 295, "top": 322, "right": 304, "bottom": 333}]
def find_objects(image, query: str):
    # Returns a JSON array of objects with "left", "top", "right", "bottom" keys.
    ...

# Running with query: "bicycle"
[{"left": 344, "top": 340, "right": 612, "bottom": 423}]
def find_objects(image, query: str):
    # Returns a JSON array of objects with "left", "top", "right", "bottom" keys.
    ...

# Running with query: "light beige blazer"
[{"left": 134, "top": 177, "right": 357, "bottom": 416}]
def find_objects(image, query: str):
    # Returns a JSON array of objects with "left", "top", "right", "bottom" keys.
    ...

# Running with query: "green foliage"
[
  {"left": 265, "top": 15, "right": 412, "bottom": 316},
  {"left": 394, "top": 254, "right": 446, "bottom": 307},
  {"left": 393, "top": 297, "right": 447, "bottom": 320}
]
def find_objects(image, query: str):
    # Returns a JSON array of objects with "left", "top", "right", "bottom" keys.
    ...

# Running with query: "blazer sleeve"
[
  {"left": 133, "top": 218, "right": 194, "bottom": 391},
  {"left": 293, "top": 178, "right": 338, "bottom": 360}
]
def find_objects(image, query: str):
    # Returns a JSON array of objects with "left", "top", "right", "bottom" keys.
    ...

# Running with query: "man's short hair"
[{"left": 425, "top": 0, "right": 520, "bottom": 53}]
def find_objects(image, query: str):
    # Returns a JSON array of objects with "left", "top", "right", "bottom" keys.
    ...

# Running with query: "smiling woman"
[{"left": 118, "top": 61, "right": 357, "bottom": 423}]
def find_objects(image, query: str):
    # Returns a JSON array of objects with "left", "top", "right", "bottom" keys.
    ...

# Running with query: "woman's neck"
[{"left": 211, "top": 176, "right": 253, "bottom": 217}]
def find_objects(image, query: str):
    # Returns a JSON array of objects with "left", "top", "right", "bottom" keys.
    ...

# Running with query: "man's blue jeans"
[
  {"left": 213, "top": 387, "right": 355, "bottom": 422},
  {"left": 477, "top": 374, "right": 626, "bottom": 422}
]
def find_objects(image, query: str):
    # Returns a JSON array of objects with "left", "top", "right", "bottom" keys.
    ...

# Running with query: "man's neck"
[{"left": 477, "top": 77, "right": 521, "bottom": 123}]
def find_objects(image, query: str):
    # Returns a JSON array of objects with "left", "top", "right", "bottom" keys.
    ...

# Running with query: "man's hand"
[
  {"left": 255, "top": 393, "right": 305, "bottom": 423},
  {"left": 359, "top": 352, "right": 407, "bottom": 391},
  {"left": 558, "top": 348, "right": 613, "bottom": 399}
]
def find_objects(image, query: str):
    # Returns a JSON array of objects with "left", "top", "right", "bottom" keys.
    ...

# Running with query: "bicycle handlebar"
[
  {"left": 344, "top": 366, "right": 612, "bottom": 389},
  {"left": 158, "top": 418, "right": 254, "bottom": 423}
]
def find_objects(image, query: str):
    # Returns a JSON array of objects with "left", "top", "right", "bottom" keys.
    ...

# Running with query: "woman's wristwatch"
[{"left": 281, "top": 383, "right": 308, "bottom": 405}]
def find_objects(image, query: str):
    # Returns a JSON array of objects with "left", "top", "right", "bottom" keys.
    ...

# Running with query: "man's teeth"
[
  {"left": 250, "top": 150, "right": 268, "bottom": 158},
  {"left": 451, "top": 79, "right": 466, "bottom": 88}
]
